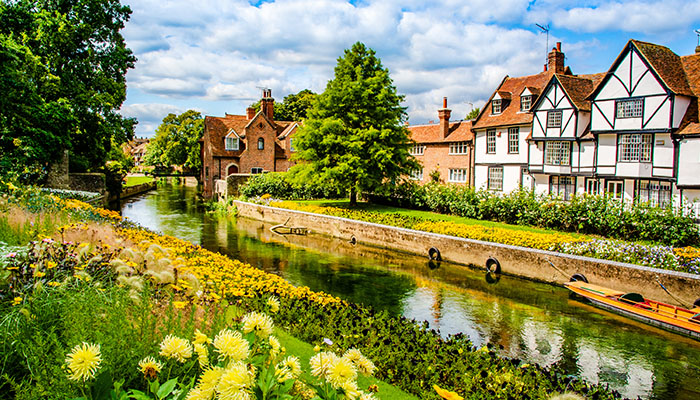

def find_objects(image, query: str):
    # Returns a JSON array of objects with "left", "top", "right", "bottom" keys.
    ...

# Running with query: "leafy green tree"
[
  {"left": 145, "top": 110, "right": 204, "bottom": 174},
  {"left": 291, "top": 42, "right": 419, "bottom": 205},
  {"left": 249, "top": 89, "right": 317, "bottom": 121},
  {"left": 0, "top": 0, "right": 136, "bottom": 177},
  {"left": 466, "top": 107, "right": 480, "bottom": 120}
]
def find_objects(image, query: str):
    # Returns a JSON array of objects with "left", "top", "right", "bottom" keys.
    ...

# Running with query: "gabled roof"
[
  {"left": 472, "top": 71, "right": 553, "bottom": 130},
  {"left": 409, "top": 120, "right": 474, "bottom": 144},
  {"left": 277, "top": 122, "right": 298, "bottom": 139},
  {"left": 547, "top": 73, "right": 605, "bottom": 112},
  {"left": 677, "top": 53, "right": 700, "bottom": 136},
  {"left": 589, "top": 40, "right": 694, "bottom": 99},
  {"left": 203, "top": 111, "right": 297, "bottom": 158}
]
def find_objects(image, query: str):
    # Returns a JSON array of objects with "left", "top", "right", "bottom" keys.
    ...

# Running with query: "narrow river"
[{"left": 120, "top": 182, "right": 700, "bottom": 400}]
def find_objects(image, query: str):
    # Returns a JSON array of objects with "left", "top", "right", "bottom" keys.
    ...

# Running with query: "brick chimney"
[
  {"left": 548, "top": 42, "right": 565, "bottom": 74},
  {"left": 260, "top": 89, "right": 274, "bottom": 120},
  {"left": 438, "top": 97, "right": 451, "bottom": 139},
  {"left": 246, "top": 107, "right": 256, "bottom": 120}
]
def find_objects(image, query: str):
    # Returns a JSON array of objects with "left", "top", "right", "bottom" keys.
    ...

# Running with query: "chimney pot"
[
  {"left": 556, "top": 42, "right": 561, "bottom": 52},
  {"left": 247, "top": 107, "right": 256, "bottom": 120},
  {"left": 544, "top": 64, "right": 548, "bottom": 72},
  {"left": 438, "top": 98, "right": 452, "bottom": 139},
  {"left": 548, "top": 42, "right": 565, "bottom": 74},
  {"left": 443, "top": 97, "right": 447, "bottom": 108}
]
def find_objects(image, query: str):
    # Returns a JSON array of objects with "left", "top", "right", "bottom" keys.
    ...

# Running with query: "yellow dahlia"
[
  {"left": 327, "top": 357, "right": 357, "bottom": 387},
  {"left": 213, "top": 329, "right": 250, "bottom": 362},
  {"left": 65, "top": 342, "right": 102, "bottom": 382},
  {"left": 159, "top": 335, "right": 193, "bottom": 363},
  {"left": 280, "top": 355, "right": 302, "bottom": 378},
  {"left": 309, "top": 351, "right": 338, "bottom": 378},
  {"left": 138, "top": 356, "right": 163, "bottom": 380},
  {"left": 216, "top": 362, "right": 252, "bottom": 400},
  {"left": 197, "top": 366, "right": 224, "bottom": 396},
  {"left": 194, "top": 343, "right": 210, "bottom": 368},
  {"left": 193, "top": 329, "right": 211, "bottom": 345},
  {"left": 241, "top": 312, "right": 273, "bottom": 337},
  {"left": 266, "top": 296, "right": 280, "bottom": 313},
  {"left": 339, "top": 380, "right": 360, "bottom": 400},
  {"left": 268, "top": 336, "right": 281, "bottom": 358}
]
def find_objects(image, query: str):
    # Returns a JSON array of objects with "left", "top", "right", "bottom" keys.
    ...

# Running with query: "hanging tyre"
[
  {"left": 693, "top": 298, "right": 700, "bottom": 308},
  {"left": 485, "top": 257, "right": 501, "bottom": 274},
  {"left": 570, "top": 273, "right": 588, "bottom": 283},
  {"left": 428, "top": 247, "right": 442, "bottom": 261}
]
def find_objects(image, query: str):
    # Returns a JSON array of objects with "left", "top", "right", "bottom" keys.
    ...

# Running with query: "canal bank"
[{"left": 234, "top": 200, "right": 700, "bottom": 306}]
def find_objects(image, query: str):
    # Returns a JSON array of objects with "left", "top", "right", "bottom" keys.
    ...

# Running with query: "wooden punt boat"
[
  {"left": 564, "top": 280, "right": 700, "bottom": 340},
  {"left": 270, "top": 224, "right": 308, "bottom": 235}
]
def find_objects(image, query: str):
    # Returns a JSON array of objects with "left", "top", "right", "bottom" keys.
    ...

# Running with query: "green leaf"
[
  {"left": 156, "top": 378, "right": 178, "bottom": 399},
  {"left": 92, "top": 371, "right": 113, "bottom": 400},
  {"left": 126, "top": 390, "right": 152, "bottom": 400}
]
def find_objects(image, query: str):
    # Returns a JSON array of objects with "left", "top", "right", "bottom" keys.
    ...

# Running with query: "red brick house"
[
  {"left": 407, "top": 98, "right": 474, "bottom": 184},
  {"left": 200, "top": 90, "right": 298, "bottom": 197}
]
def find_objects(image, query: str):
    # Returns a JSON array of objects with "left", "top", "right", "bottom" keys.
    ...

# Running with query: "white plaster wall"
[
  {"left": 503, "top": 165, "right": 522, "bottom": 192},
  {"left": 577, "top": 112, "right": 591, "bottom": 137},
  {"left": 673, "top": 96, "right": 691, "bottom": 128},
  {"left": 597, "top": 134, "right": 617, "bottom": 167},
  {"left": 631, "top": 64, "right": 665, "bottom": 97},
  {"left": 652, "top": 133, "right": 674, "bottom": 169},
  {"left": 474, "top": 165, "right": 489, "bottom": 190},
  {"left": 678, "top": 138, "right": 700, "bottom": 186},
  {"left": 642, "top": 96, "right": 670, "bottom": 130},
  {"left": 533, "top": 174, "right": 549, "bottom": 195},
  {"left": 579, "top": 141, "right": 596, "bottom": 172},
  {"left": 533, "top": 111, "right": 546, "bottom": 137},
  {"left": 592, "top": 100, "right": 615, "bottom": 130},
  {"left": 528, "top": 141, "right": 544, "bottom": 167}
]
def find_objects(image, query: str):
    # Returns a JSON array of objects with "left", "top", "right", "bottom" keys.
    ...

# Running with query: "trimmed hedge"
[{"left": 239, "top": 172, "right": 344, "bottom": 200}]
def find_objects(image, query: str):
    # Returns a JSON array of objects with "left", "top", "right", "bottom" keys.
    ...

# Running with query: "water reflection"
[{"left": 121, "top": 183, "right": 700, "bottom": 400}]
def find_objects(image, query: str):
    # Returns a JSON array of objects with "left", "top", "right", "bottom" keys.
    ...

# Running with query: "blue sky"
[{"left": 119, "top": 0, "right": 700, "bottom": 138}]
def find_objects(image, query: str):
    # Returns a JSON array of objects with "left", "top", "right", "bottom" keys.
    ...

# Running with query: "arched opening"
[{"left": 226, "top": 164, "right": 239, "bottom": 176}]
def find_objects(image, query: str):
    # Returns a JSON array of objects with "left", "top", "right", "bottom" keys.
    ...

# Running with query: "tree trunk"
[{"left": 350, "top": 187, "right": 357, "bottom": 206}]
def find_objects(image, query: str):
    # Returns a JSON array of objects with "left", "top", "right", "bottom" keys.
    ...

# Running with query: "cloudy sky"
[{"left": 119, "top": 0, "right": 700, "bottom": 137}]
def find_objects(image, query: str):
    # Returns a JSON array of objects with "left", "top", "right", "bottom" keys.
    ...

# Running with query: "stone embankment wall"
[
  {"left": 111, "top": 181, "right": 156, "bottom": 202},
  {"left": 235, "top": 200, "right": 700, "bottom": 304}
]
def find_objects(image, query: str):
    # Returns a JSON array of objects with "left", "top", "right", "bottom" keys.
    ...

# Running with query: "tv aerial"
[
  {"left": 536, "top": 23, "right": 550, "bottom": 64},
  {"left": 695, "top": 29, "right": 700, "bottom": 46}
]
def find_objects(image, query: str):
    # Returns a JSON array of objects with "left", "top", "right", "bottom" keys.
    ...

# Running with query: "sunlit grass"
[{"left": 124, "top": 175, "right": 154, "bottom": 187}]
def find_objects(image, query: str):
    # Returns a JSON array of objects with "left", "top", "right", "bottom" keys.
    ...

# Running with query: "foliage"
[
  {"left": 144, "top": 110, "right": 204, "bottom": 174},
  {"left": 291, "top": 42, "right": 420, "bottom": 204},
  {"left": 250, "top": 89, "right": 318, "bottom": 121},
  {"left": 0, "top": 0, "right": 136, "bottom": 174},
  {"left": 104, "top": 160, "right": 127, "bottom": 197},
  {"left": 239, "top": 171, "right": 345, "bottom": 200},
  {"left": 370, "top": 182, "right": 700, "bottom": 247},
  {"left": 465, "top": 107, "right": 480, "bottom": 120}
]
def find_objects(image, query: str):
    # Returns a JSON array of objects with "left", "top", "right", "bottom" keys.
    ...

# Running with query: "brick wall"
[{"left": 413, "top": 143, "right": 471, "bottom": 184}]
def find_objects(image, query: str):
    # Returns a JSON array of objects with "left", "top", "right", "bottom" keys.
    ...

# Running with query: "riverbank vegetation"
[{"left": 1, "top": 187, "right": 620, "bottom": 399}]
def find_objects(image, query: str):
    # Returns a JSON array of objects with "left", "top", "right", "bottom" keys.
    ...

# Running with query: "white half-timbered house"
[
  {"left": 588, "top": 40, "right": 696, "bottom": 206},
  {"left": 527, "top": 73, "right": 605, "bottom": 199},
  {"left": 675, "top": 51, "right": 700, "bottom": 208}
]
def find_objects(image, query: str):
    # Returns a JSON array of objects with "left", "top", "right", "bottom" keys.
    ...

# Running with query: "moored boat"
[{"left": 564, "top": 280, "right": 700, "bottom": 340}]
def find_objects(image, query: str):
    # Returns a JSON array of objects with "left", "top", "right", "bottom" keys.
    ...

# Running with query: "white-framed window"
[
  {"left": 251, "top": 167, "right": 263, "bottom": 174},
  {"left": 585, "top": 179, "right": 599, "bottom": 195},
  {"left": 410, "top": 169, "right": 424, "bottom": 181},
  {"left": 487, "top": 166, "right": 503, "bottom": 191},
  {"left": 618, "top": 133, "right": 652, "bottom": 162},
  {"left": 289, "top": 138, "right": 295, "bottom": 152},
  {"left": 492, "top": 99, "right": 502, "bottom": 114},
  {"left": 486, "top": 130, "right": 496, "bottom": 154},
  {"left": 616, "top": 98, "right": 643, "bottom": 119},
  {"left": 448, "top": 168, "right": 468, "bottom": 183},
  {"left": 409, "top": 144, "right": 425, "bottom": 155},
  {"left": 508, "top": 127, "right": 519, "bottom": 154},
  {"left": 606, "top": 180, "right": 624, "bottom": 200},
  {"left": 547, "top": 110, "right": 562, "bottom": 128},
  {"left": 545, "top": 141, "right": 571, "bottom": 166},
  {"left": 520, "top": 96, "right": 532, "bottom": 112},
  {"left": 637, "top": 180, "right": 671, "bottom": 207},
  {"left": 550, "top": 176, "right": 575, "bottom": 201},
  {"left": 257, "top": 138, "right": 265, "bottom": 150},
  {"left": 449, "top": 142, "right": 468, "bottom": 155},
  {"left": 225, "top": 137, "right": 240, "bottom": 151}
]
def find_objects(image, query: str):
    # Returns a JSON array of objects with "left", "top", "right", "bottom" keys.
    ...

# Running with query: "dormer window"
[
  {"left": 225, "top": 136, "right": 239, "bottom": 151},
  {"left": 257, "top": 138, "right": 264, "bottom": 150},
  {"left": 520, "top": 96, "right": 532, "bottom": 112},
  {"left": 492, "top": 99, "right": 502, "bottom": 114}
]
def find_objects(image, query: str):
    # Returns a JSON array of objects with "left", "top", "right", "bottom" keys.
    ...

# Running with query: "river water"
[{"left": 120, "top": 183, "right": 700, "bottom": 400}]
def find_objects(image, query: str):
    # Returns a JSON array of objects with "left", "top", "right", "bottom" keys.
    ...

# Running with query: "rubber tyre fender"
[
  {"left": 485, "top": 257, "right": 501, "bottom": 274},
  {"left": 428, "top": 247, "right": 442, "bottom": 261},
  {"left": 570, "top": 273, "right": 588, "bottom": 283},
  {"left": 694, "top": 298, "right": 700, "bottom": 308}
]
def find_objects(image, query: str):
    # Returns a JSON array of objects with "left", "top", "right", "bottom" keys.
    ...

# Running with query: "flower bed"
[{"left": 267, "top": 200, "right": 700, "bottom": 274}]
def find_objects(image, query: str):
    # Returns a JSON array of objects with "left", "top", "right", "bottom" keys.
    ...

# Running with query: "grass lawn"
[
  {"left": 296, "top": 199, "right": 592, "bottom": 239},
  {"left": 124, "top": 175, "right": 154, "bottom": 187},
  {"left": 275, "top": 328, "right": 419, "bottom": 399}
]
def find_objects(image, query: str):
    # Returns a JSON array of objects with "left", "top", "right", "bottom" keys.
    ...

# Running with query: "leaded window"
[
  {"left": 520, "top": 96, "right": 532, "bottom": 111},
  {"left": 616, "top": 98, "right": 643, "bottom": 119},
  {"left": 547, "top": 110, "right": 562, "bottom": 128},
  {"left": 508, "top": 127, "right": 519, "bottom": 154},
  {"left": 225, "top": 137, "right": 239, "bottom": 151},
  {"left": 492, "top": 99, "right": 502, "bottom": 114},
  {"left": 487, "top": 166, "right": 503, "bottom": 191},
  {"left": 486, "top": 130, "right": 496, "bottom": 154},
  {"left": 637, "top": 180, "right": 671, "bottom": 207},
  {"left": 449, "top": 142, "right": 468, "bottom": 154},
  {"left": 409, "top": 144, "right": 425, "bottom": 155},
  {"left": 544, "top": 141, "right": 571, "bottom": 166},
  {"left": 618, "top": 134, "right": 652, "bottom": 162}
]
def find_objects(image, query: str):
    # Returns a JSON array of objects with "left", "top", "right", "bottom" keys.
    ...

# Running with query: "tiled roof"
[
  {"left": 203, "top": 112, "right": 296, "bottom": 158},
  {"left": 678, "top": 53, "right": 700, "bottom": 135},
  {"left": 632, "top": 40, "right": 694, "bottom": 96},
  {"left": 556, "top": 73, "right": 605, "bottom": 111},
  {"left": 472, "top": 71, "right": 553, "bottom": 130},
  {"left": 409, "top": 120, "right": 474, "bottom": 144}
]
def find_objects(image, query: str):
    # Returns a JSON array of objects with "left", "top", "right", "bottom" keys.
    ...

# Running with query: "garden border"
[{"left": 235, "top": 200, "right": 700, "bottom": 305}]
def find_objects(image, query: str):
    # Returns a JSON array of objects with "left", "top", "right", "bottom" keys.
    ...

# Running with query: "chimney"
[
  {"left": 696, "top": 45, "right": 700, "bottom": 54},
  {"left": 246, "top": 107, "right": 256, "bottom": 120},
  {"left": 261, "top": 89, "right": 274, "bottom": 120},
  {"left": 548, "top": 42, "right": 565, "bottom": 74},
  {"left": 438, "top": 97, "right": 451, "bottom": 139}
]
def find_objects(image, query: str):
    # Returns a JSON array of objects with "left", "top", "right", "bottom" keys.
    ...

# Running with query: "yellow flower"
[
  {"left": 12, "top": 297, "right": 22, "bottom": 306},
  {"left": 266, "top": 296, "right": 280, "bottom": 313},
  {"left": 216, "top": 362, "right": 252, "bottom": 400},
  {"left": 309, "top": 351, "right": 338, "bottom": 378},
  {"left": 159, "top": 335, "right": 193, "bottom": 363},
  {"left": 213, "top": 329, "right": 250, "bottom": 362},
  {"left": 48, "top": 281, "right": 61, "bottom": 287},
  {"left": 433, "top": 384, "right": 464, "bottom": 400},
  {"left": 172, "top": 301, "right": 188, "bottom": 309},
  {"left": 339, "top": 380, "right": 360, "bottom": 400},
  {"left": 47, "top": 261, "right": 57, "bottom": 269},
  {"left": 193, "top": 329, "right": 211, "bottom": 345},
  {"left": 194, "top": 343, "right": 210, "bottom": 368},
  {"left": 65, "top": 342, "right": 102, "bottom": 382},
  {"left": 275, "top": 355, "right": 301, "bottom": 382},
  {"left": 138, "top": 356, "right": 163, "bottom": 380},
  {"left": 269, "top": 336, "right": 281, "bottom": 358},
  {"left": 326, "top": 357, "right": 357, "bottom": 388},
  {"left": 197, "top": 366, "right": 224, "bottom": 396},
  {"left": 241, "top": 312, "right": 273, "bottom": 338},
  {"left": 35, "top": 271, "right": 46, "bottom": 278}
]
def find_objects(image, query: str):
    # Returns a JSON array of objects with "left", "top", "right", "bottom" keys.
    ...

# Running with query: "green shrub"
[{"left": 239, "top": 172, "right": 345, "bottom": 200}]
